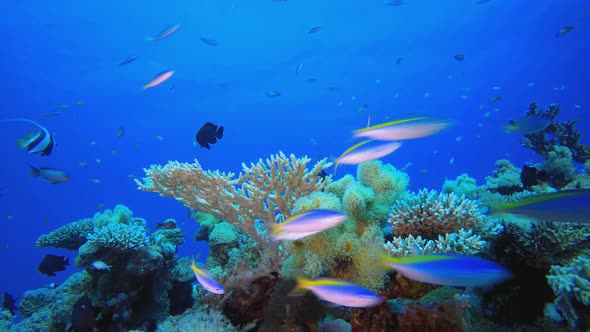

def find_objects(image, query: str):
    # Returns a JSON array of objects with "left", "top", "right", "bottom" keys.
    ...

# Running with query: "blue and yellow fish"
[
  {"left": 271, "top": 209, "right": 347, "bottom": 241},
  {"left": 491, "top": 189, "right": 590, "bottom": 223},
  {"left": 381, "top": 253, "right": 511, "bottom": 287},
  {"left": 292, "top": 276, "right": 383, "bottom": 308},
  {"left": 190, "top": 260, "right": 224, "bottom": 294}
]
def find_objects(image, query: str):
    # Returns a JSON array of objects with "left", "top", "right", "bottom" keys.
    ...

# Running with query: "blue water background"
[{"left": 0, "top": 0, "right": 588, "bottom": 307}]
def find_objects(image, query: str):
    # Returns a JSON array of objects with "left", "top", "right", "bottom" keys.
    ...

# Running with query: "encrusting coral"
[
  {"left": 484, "top": 160, "right": 523, "bottom": 195},
  {"left": 10, "top": 272, "right": 92, "bottom": 331},
  {"left": 547, "top": 255, "right": 590, "bottom": 329},
  {"left": 442, "top": 173, "right": 479, "bottom": 200}
]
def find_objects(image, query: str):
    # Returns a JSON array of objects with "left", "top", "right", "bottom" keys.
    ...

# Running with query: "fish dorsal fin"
[{"left": 0, "top": 118, "right": 49, "bottom": 133}]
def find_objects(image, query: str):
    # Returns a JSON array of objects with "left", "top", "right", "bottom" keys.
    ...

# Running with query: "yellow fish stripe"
[
  {"left": 190, "top": 260, "right": 206, "bottom": 277},
  {"left": 298, "top": 276, "right": 348, "bottom": 288},
  {"left": 381, "top": 254, "right": 456, "bottom": 265},
  {"left": 279, "top": 210, "right": 313, "bottom": 227},
  {"left": 336, "top": 140, "right": 373, "bottom": 160},
  {"left": 497, "top": 190, "right": 582, "bottom": 210},
  {"left": 353, "top": 116, "right": 428, "bottom": 133}
]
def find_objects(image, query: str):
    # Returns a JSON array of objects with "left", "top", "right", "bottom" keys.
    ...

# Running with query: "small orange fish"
[{"left": 144, "top": 70, "right": 175, "bottom": 89}]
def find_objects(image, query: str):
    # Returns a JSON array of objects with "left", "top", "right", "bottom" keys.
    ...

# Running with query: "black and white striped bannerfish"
[{"left": 1, "top": 118, "right": 56, "bottom": 156}]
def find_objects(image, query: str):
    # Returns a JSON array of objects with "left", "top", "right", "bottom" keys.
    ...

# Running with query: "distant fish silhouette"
[
  {"left": 150, "top": 24, "right": 181, "bottom": 41},
  {"left": 119, "top": 56, "right": 137, "bottom": 65},
  {"left": 195, "top": 122, "right": 224, "bottom": 150},
  {"left": 38, "top": 254, "right": 69, "bottom": 276},
  {"left": 200, "top": 36, "right": 219, "bottom": 46},
  {"left": 307, "top": 26, "right": 321, "bottom": 34}
]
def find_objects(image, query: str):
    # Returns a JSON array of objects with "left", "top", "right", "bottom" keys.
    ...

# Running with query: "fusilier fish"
[
  {"left": 381, "top": 253, "right": 511, "bottom": 287},
  {"left": 291, "top": 276, "right": 383, "bottom": 308},
  {"left": 144, "top": 70, "right": 175, "bottom": 89}
]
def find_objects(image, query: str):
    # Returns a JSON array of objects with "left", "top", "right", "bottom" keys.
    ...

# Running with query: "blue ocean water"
[{"left": 0, "top": 0, "right": 588, "bottom": 319}]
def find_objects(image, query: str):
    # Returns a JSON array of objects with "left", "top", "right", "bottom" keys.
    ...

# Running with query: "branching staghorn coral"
[{"left": 136, "top": 151, "right": 331, "bottom": 266}]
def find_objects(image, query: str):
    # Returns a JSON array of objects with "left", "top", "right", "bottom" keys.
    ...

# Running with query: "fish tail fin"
[
  {"left": 289, "top": 275, "right": 311, "bottom": 296},
  {"left": 269, "top": 223, "right": 284, "bottom": 242},
  {"left": 330, "top": 153, "right": 339, "bottom": 176},
  {"left": 27, "top": 164, "right": 40, "bottom": 177},
  {"left": 216, "top": 126, "right": 224, "bottom": 139},
  {"left": 17, "top": 138, "right": 26, "bottom": 149}
]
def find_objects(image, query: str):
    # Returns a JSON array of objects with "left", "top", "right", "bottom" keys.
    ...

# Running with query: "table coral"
[{"left": 36, "top": 218, "right": 94, "bottom": 250}]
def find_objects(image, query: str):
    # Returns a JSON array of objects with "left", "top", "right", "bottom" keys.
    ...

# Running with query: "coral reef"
[
  {"left": 281, "top": 160, "right": 409, "bottom": 289},
  {"left": 547, "top": 255, "right": 590, "bottom": 329},
  {"left": 36, "top": 218, "right": 94, "bottom": 250},
  {"left": 137, "top": 151, "right": 331, "bottom": 266},
  {"left": 384, "top": 189, "right": 502, "bottom": 257},
  {"left": 485, "top": 160, "right": 524, "bottom": 195},
  {"left": 318, "top": 316, "right": 352, "bottom": 332},
  {"left": 522, "top": 102, "right": 590, "bottom": 163},
  {"left": 27, "top": 205, "right": 195, "bottom": 330},
  {"left": 156, "top": 307, "right": 247, "bottom": 332},
  {"left": 500, "top": 222, "right": 590, "bottom": 270},
  {"left": 442, "top": 173, "right": 479, "bottom": 200},
  {"left": 12, "top": 271, "right": 92, "bottom": 331},
  {"left": 389, "top": 189, "right": 483, "bottom": 238},
  {"left": 384, "top": 229, "right": 487, "bottom": 256}
]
